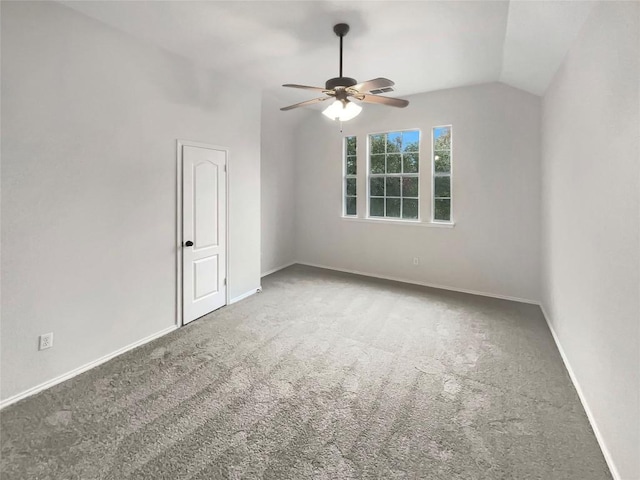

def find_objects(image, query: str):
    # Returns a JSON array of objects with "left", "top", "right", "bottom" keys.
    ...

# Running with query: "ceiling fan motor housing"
[{"left": 325, "top": 77, "right": 357, "bottom": 90}]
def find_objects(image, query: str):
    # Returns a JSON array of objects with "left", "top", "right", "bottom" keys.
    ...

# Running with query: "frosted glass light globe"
[{"left": 322, "top": 100, "right": 362, "bottom": 121}]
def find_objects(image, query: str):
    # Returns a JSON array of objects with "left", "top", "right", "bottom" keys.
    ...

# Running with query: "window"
[
  {"left": 368, "top": 130, "right": 420, "bottom": 220},
  {"left": 343, "top": 136, "right": 357, "bottom": 216},
  {"left": 432, "top": 126, "right": 452, "bottom": 222}
]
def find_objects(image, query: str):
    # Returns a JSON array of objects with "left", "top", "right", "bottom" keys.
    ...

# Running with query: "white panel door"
[{"left": 182, "top": 145, "right": 226, "bottom": 324}]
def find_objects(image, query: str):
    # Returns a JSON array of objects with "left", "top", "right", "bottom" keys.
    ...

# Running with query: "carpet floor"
[{"left": 1, "top": 265, "right": 611, "bottom": 479}]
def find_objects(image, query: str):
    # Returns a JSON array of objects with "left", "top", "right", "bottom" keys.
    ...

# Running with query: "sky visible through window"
[{"left": 434, "top": 127, "right": 448, "bottom": 141}]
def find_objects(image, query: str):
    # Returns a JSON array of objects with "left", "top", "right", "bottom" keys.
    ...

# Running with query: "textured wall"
[
  {"left": 1, "top": 1, "right": 261, "bottom": 401},
  {"left": 260, "top": 91, "right": 304, "bottom": 275},
  {"left": 295, "top": 83, "right": 541, "bottom": 302},
  {"left": 541, "top": 2, "right": 639, "bottom": 478}
]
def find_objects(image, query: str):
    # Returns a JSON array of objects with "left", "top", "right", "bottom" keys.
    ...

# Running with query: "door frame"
[{"left": 176, "top": 139, "right": 230, "bottom": 327}]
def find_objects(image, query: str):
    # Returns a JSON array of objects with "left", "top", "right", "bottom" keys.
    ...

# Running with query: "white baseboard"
[
  {"left": 539, "top": 305, "right": 620, "bottom": 480},
  {"left": 297, "top": 261, "right": 539, "bottom": 305},
  {"left": 230, "top": 287, "right": 261, "bottom": 304},
  {"left": 261, "top": 261, "right": 296, "bottom": 278},
  {"left": 0, "top": 325, "right": 178, "bottom": 410}
]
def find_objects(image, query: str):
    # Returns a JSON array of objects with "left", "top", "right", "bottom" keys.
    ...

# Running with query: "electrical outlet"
[
  {"left": 413, "top": 257, "right": 420, "bottom": 266},
  {"left": 39, "top": 332, "right": 53, "bottom": 350}
]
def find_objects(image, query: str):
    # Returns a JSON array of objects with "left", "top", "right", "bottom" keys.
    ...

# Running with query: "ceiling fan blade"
[
  {"left": 280, "top": 96, "right": 331, "bottom": 111},
  {"left": 357, "top": 94, "right": 409, "bottom": 108},
  {"left": 282, "top": 84, "right": 329, "bottom": 93},
  {"left": 351, "top": 77, "right": 395, "bottom": 93}
]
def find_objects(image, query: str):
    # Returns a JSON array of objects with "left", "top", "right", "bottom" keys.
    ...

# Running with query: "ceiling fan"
[{"left": 280, "top": 23, "right": 409, "bottom": 121}]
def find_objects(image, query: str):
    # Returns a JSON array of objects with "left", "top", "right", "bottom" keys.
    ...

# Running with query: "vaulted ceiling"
[{"left": 62, "top": 0, "right": 595, "bottom": 102}]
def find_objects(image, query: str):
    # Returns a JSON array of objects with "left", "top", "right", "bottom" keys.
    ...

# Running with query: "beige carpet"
[{"left": 0, "top": 265, "right": 611, "bottom": 479}]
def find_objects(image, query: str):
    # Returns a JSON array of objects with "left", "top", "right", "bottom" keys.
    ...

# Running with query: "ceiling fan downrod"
[
  {"left": 326, "top": 23, "right": 357, "bottom": 91},
  {"left": 335, "top": 23, "right": 348, "bottom": 77}
]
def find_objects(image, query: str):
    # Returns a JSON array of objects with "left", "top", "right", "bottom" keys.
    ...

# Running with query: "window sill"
[{"left": 341, "top": 216, "right": 455, "bottom": 228}]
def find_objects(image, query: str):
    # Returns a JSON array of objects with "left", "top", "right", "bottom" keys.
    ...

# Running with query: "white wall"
[
  {"left": 260, "top": 91, "right": 302, "bottom": 275},
  {"left": 295, "top": 83, "right": 541, "bottom": 302},
  {"left": 541, "top": 2, "right": 639, "bottom": 479},
  {"left": 0, "top": 1, "right": 261, "bottom": 402}
]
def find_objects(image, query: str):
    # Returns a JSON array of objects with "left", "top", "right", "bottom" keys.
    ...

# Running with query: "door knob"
[{"left": 185, "top": 241, "right": 194, "bottom": 247}]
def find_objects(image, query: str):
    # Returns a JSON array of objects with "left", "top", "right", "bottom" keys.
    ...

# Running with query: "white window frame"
[
  {"left": 366, "top": 129, "right": 421, "bottom": 222},
  {"left": 431, "top": 125, "right": 453, "bottom": 223},
  {"left": 343, "top": 135, "right": 357, "bottom": 217}
]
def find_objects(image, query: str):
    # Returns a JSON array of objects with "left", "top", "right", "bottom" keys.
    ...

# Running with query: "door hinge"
[
  {"left": 224, "top": 165, "right": 227, "bottom": 173},
  {"left": 223, "top": 278, "right": 227, "bottom": 286}
]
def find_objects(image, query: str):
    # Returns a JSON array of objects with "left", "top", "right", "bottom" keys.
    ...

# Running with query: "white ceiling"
[{"left": 62, "top": 0, "right": 595, "bottom": 102}]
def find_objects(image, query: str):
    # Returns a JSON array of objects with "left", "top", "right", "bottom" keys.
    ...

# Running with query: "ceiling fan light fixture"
[{"left": 322, "top": 100, "right": 362, "bottom": 122}]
